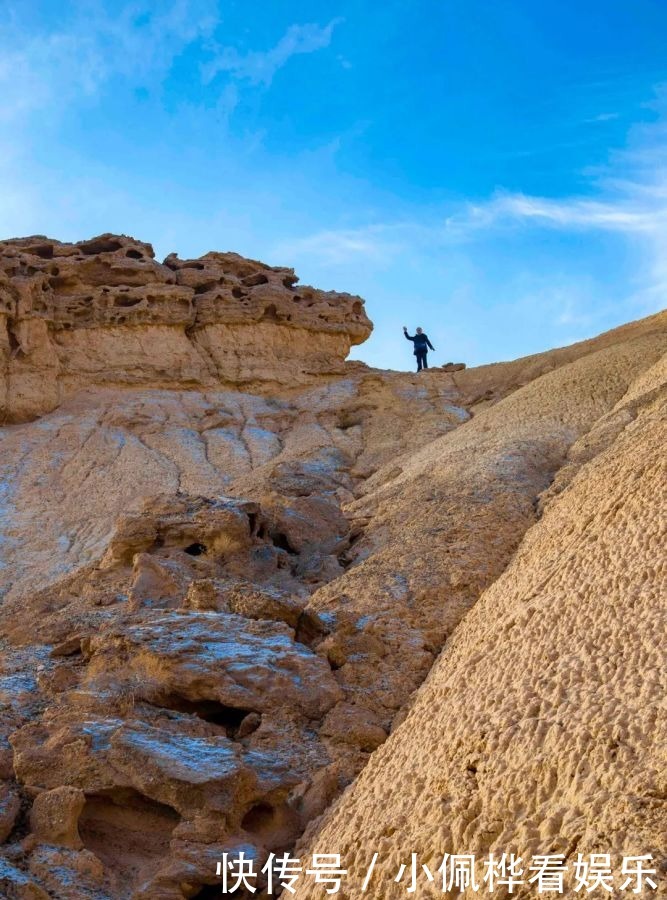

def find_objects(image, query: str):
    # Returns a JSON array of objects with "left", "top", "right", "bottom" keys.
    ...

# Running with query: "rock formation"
[
  {"left": 295, "top": 344, "right": 667, "bottom": 900},
  {"left": 0, "top": 233, "right": 664, "bottom": 899},
  {"left": 0, "top": 234, "right": 371, "bottom": 422}
]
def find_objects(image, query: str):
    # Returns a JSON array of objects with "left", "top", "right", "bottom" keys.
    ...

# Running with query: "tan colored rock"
[
  {"left": 320, "top": 703, "right": 387, "bottom": 751},
  {"left": 82, "top": 610, "right": 343, "bottom": 720},
  {"left": 294, "top": 350, "right": 667, "bottom": 898},
  {"left": 128, "top": 553, "right": 185, "bottom": 608},
  {"left": 225, "top": 583, "right": 305, "bottom": 627},
  {"left": 29, "top": 785, "right": 85, "bottom": 849},
  {"left": 299, "top": 324, "right": 667, "bottom": 778},
  {"left": 0, "top": 234, "right": 665, "bottom": 898},
  {"left": 182, "top": 578, "right": 226, "bottom": 612},
  {"left": 27, "top": 845, "right": 106, "bottom": 898},
  {"left": 0, "top": 234, "right": 371, "bottom": 422}
]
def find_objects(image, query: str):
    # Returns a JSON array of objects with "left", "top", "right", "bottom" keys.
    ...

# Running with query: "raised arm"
[{"left": 403, "top": 327, "right": 415, "bottom": 342}]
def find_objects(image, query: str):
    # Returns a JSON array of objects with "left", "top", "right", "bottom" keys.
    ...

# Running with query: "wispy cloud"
[
  {"left": 0, "top": 2, "right": 218, "bottom": 123},
  {"left": 585, "top": 112, "right": 620, "bottom": 123},
  {"left": 202, "top": 19, "right": 343, "bottom": 87},
  {"left": 274, "top": 222, "right": 421, "bottom": 265},
  {"left": 445, "top": 190, "right": 665, "bottom": 235},
  {"left": 281, "top": 91, "right": 667, "bottom": 314},
  {"left": 442, "top": 119, "right": 667, "bottom": 313}
]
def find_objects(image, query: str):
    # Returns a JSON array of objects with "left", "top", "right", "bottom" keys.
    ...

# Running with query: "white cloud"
[
  {"left": 435, "top": 101, "right": 667, "bottom": 314},
  {"left": 0, "top": 2, "right": 218, "bottom": 123},
  {"left": 275, "top": 93, "right": 667, "bottom": 322},
  {"left": 202, "top": 19, "right": 342, "bottom": 87},
  {"left": 446, "top": 191, "right": 664, "bottom": 235},
  {"left": 584, "top": 112, "right": 620, "bottom": 123},
  {"left": 274, "top": 223, "right": 412, "bottom": 265}
]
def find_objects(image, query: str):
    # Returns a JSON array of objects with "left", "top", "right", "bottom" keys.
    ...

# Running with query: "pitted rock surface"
[{"left": 0, "top": 234, "right": 371, "bottom": 422}]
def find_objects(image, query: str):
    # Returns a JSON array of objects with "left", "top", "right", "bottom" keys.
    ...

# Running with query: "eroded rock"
[
  {"left": 29, "top": 786, "right": 85, "bottom": 849},
  {"left": 0, "top": 237, "right": 665, "bottom": 898},
  {"left": 0, "top": 235, "right": 372, "bottom": 422}
]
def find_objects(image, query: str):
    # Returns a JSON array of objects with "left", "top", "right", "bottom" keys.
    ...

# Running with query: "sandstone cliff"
[
  {"left": 0, "top": 234, "right": 664, "bottom": 899},
  {"left": 0, "top": 234, "right": 371, "bottom": 422}
]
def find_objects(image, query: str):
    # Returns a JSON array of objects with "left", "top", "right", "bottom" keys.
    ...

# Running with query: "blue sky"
[{"left": 2, "top": 1, "right": 667, "bottom": 369}]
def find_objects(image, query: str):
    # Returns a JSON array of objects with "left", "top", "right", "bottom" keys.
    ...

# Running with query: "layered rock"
[{"left": 0, "top": 234, "right": 371, "bottom": 422}]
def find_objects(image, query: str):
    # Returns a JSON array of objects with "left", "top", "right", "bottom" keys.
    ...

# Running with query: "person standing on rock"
[{"left": 403, "top": 325, "right": 435, "bottom": 372}]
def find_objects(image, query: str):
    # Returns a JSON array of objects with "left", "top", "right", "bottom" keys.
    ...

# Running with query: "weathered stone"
[
  {"left": 0, "top": 234, "right": 665, "bottom": 899},
  {"left": 0, "top": 783, "right": 20, "bottom": 843},
  {"left": 0, "top": 234, "right": 372, "bottom": 422},
  {"left": 0, "top": 856, "right": 51, "bottom": 899},
  {"left": 294, "top": 350, "right": 667, "bottom": 898},
  {"left": 83, "top": 611, "right": 343, "bottom": 719},
  {"left": 29, "top": 786, "right": 85, "bottom": 849}
]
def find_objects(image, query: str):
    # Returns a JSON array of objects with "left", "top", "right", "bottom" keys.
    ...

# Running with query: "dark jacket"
[{"left": 404, "top": 331, "right": 434, "bottom": 354}]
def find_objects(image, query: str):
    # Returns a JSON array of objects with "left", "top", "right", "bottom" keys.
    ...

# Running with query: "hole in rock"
[
  {"left": 191, "top": 885, "right": 222, "bottom": 898},
  {"left": 242, "top": 273, "right": 269, "bottom": 287},
  {"left": 337, "top": 412, "right": 364, "bottom": 431},
  {"left": 241, "top": 802, "right": 276, "bottom": 836},
  {"left": 240, "top": 801, "right": 301, "bottom": 851},
  {"left": 7, "top": 322, "right": 21, "bottom": 354},
  {"left": 295, "top": 611, "right": 328, "bottom": 649},
  {"left": 184, "top": 542, "right": 207, "bottom": 556},
  {"left": 28, "top": 243, "right": 54, "bottom": 259},
  {"left": 155, "top": 694, "right": 255, "bottom": 735},
  {"left": 261, "top": 304, "right": 279, "bottom": 321},
  {"left": 125, "top": 249, "right": 143, "bottom": 259},
  {"left": 352, "top": 300, "right": 363, "bottom": 314},
  {"left": 114, "top": 296, "right": 142, "bottom": 308},
  {"left": 79, "top": 789, "right": 180, "bottom": 891},
  {"left": 231, "top": 287, "right": 245, "bottom": 299},
  {"left": 283, "top": 275, "right": 297, "bottom": 289},
  {"left": 79, "top": 237, "right": 124, "bottom": 255},
  {"left": 194, "top": 281, "right": 218, "bottom": 295},
  {"left": 49, "top": 275, "right": 76, "bottom": 292},
  {"left": 271, "top": 532, "right": 297, "bottom": 556}
]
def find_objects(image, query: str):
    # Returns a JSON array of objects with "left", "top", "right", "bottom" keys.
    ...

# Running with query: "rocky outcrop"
[
  {"left": 299, "top": 327, "right": 667, "bottom": 780},
  {"left": 0, "top": 236, "right": 664, "bottom": 898},
  {"left": 0, "top": 234, "right": 371, "bottom": 422},
  {"left": 295, "top": 345, "right": 667, "bottom": 900}
]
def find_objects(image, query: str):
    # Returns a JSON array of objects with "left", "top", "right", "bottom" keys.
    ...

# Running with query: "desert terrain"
[{"left": 0, "top": 234, "right": 664, "bottom": 898}]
